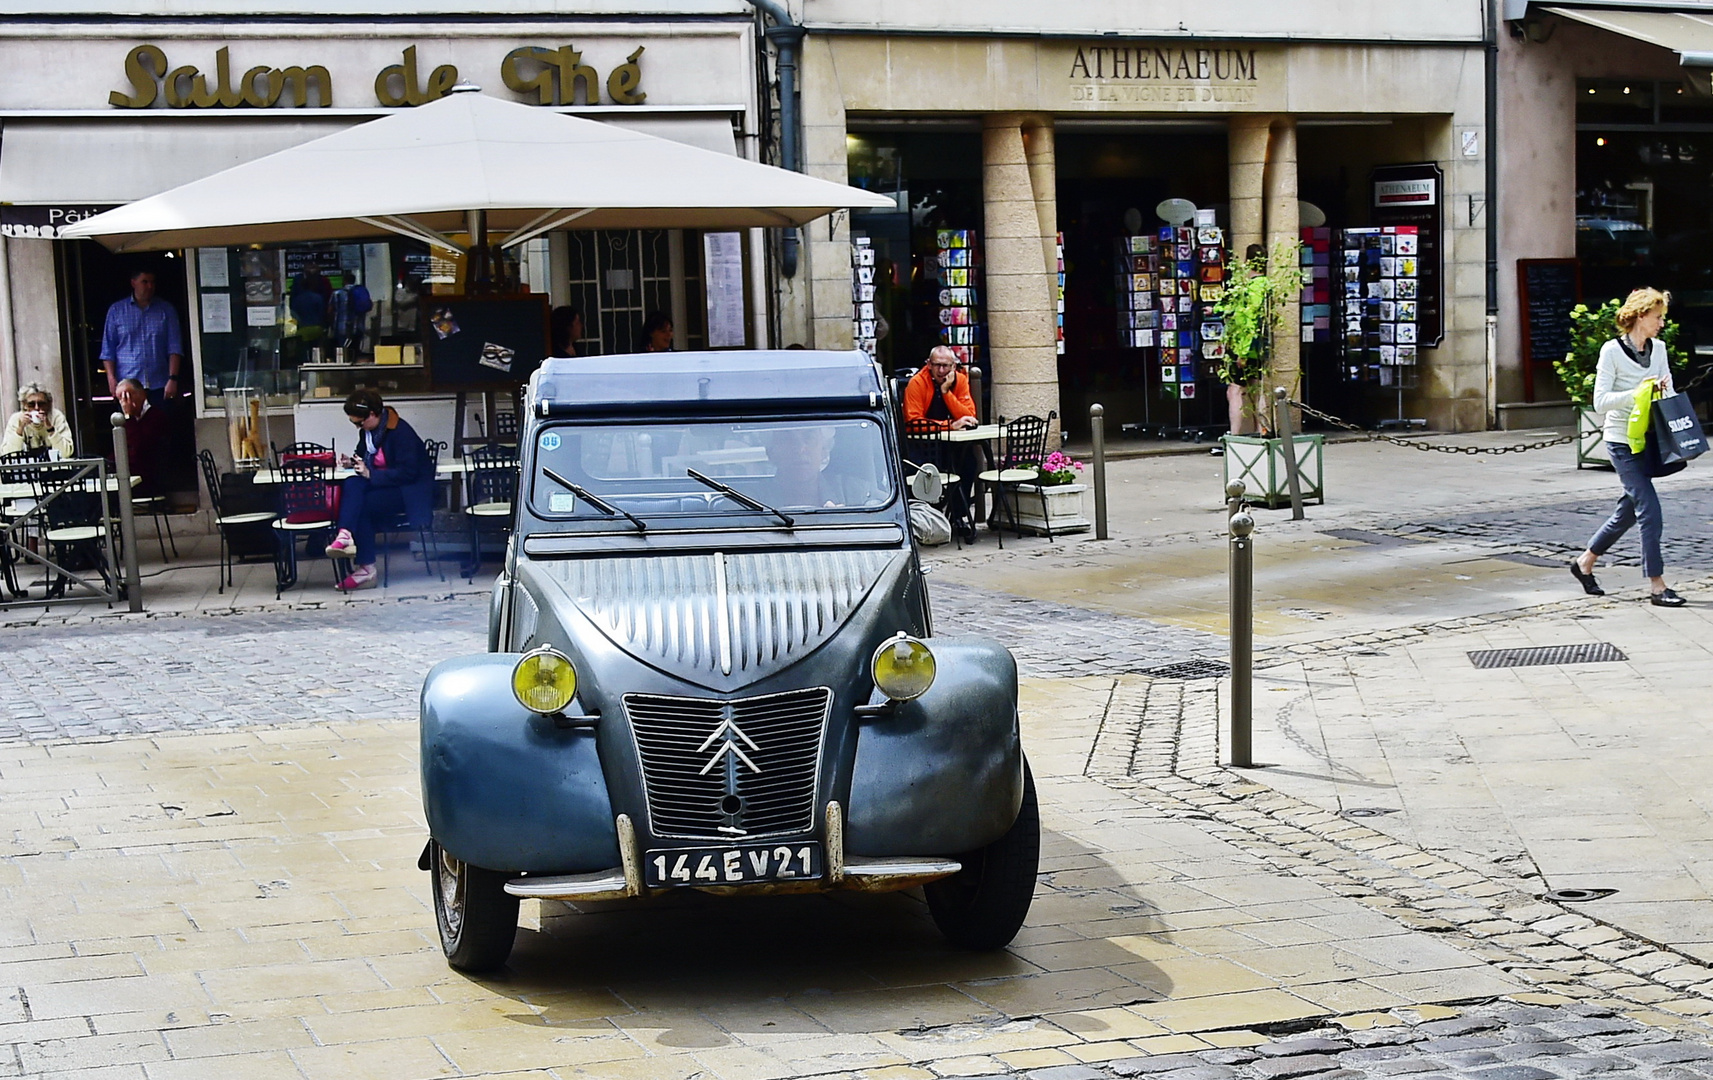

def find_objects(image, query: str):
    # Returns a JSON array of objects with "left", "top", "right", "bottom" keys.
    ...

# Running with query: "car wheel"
[
  {"left": 924, "top": 759, "right": 1040, "bottom": 950},
  {"left": 429, "top": 840, "right": 520, "bottom": 972}
]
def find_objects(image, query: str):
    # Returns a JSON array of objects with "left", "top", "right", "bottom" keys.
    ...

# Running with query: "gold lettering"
[
  {"left": 164, "top": 65, "right": 197, "bottom": 108},
  {"left": 607, "top": 46, "right": 646, "bottom": 105},
  {"left": 423, "top": 63, "right": 457, "bottom": 101},
  {"left": 109, "top": 44, "right": 166, "bottom": 108},
  {"left": 375, "top": 46, "right": 451, "bottom": 107},
  {"left": 558, "top": 46, "right": 600, "bottom": 105},
  {"left": 240, "top": 65, "right": 273, "bottom": 107},
  {"left": 502, "top": 46, "right": 555, "bottom": 104},
  {"left": 1070, "top": 47, "right": 1090, "bottom": 78},
  {"left": 274, "top": 65, "right": 332, "bottom": 108}
]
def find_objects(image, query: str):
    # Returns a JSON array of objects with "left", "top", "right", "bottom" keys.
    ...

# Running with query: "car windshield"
[{"left": 529, "top": 417, "right": 895, "bottom": 519}]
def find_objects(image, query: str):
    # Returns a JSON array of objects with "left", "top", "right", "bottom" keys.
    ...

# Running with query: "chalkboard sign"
[
  {"left": 1517, "top": 258, "right": 1581, "bottom": 402},
  {"left": 423, "top": 295, "right": 551, "bottom": 392}
]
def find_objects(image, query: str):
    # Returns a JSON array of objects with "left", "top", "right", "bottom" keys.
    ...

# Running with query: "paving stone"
[
  {"left": 1348, "top": 1028, "right": 1426, "bottom": 1048},
  {"left": 1550, "top": 1053, "right": 1642, "bottom": 1075},
  {"left": 1252, "top": 1055, "right": 1343, "bottom": 1079},
  {"left": 1553, "top": 1019, "right": 1642, "bottom": 1038},
  {"left": 1422, "top": 1035, "right": 1507, "bottom": 1053},
  {"left": 1028, "top": 1067, "right": 1108, "bottom": 1080},
  {"left": 1199, "top": 1050, "right": 1261, "bottom": 1067},
  {"left": 1466, "top": 1067, "right": 1558, "bottom": 1080},
  {"left": 1439, "top": 1050, "right": 1503, "bottom": 1068},
  {"left": 1149, "top": 1067, "right": 1239, "bottom": 1080},
  {"left": 1419, "top": 1016, "right": 1502, "bottom": 1037},
  {"left": 1109, "top": 1059, "right": 1198, "bottom": 1078},
  {"left": 1619, "top": 1043, "right": 1713, "bottom": 1066},
  {"left": 1493, "top": 1041, "right": 1585, "bottom": 1061},
  {"left": 1366, "top": 1061, "right": 1454, "bottom": 1076},
  {"left": 1256, "top": 1038, "right": 1353, "bottom": 1058}
]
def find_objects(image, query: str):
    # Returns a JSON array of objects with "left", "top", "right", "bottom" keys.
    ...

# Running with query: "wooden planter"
[
  {"left": 1221, "top": 434, "right": 1325, "bottom": 509},
  {"left": 1577, "top": 408, "right": 1612, "bottom": 470},
  {"left": 1010, "top": 483, "right": 1091, "bottom": 536}
]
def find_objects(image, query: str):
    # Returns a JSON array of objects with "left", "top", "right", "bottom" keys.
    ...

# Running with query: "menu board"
[
  {"left": 423, "top": 295, "right": 551, "bottom": 391},
  {"left": 1518, "top": 259, "right": 1581, "bottom": 401}
]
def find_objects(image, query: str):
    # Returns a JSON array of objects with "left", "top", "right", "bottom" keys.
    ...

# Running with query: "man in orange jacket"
[{"left": 903, "top": 347, "right": 979, "bottom": 431}]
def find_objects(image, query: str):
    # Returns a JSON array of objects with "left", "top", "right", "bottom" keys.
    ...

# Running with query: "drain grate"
[
  {"left": 1545, "top": 887, "right": 1618, "bottom": 903},
  {"left": 1467, "top": 643, "right": 1627, "bottom": 670},
  {"left": 1143, "top": 658, "right": 1231, "bottom": 681}
]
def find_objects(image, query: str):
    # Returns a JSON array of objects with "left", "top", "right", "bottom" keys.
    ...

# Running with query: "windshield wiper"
[
  {"left": 542, "top": 467, "right": 647, "bottom": 532},
  {"left": 686, "top": 468, "right": 795, "bottom": 529}
]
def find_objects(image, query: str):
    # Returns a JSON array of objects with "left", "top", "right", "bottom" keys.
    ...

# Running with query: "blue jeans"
[
  {"left": 1588, "top": 442, "right": 1664, "bottom": 578},
  {"left": 336, "top": 475, "right": 406, "bottom": 566}
]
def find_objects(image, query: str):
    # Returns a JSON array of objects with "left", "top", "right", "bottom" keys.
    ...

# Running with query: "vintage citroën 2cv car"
[{"left": 418, "top": 349, "right": 1036, "bottom": 971}]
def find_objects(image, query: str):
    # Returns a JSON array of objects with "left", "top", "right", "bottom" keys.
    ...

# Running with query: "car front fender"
[
  {"left": 845, "top": 636, "right": 1022, "bottom": 856},
  {"left": 420, "top": 653, "right": 617, "bottom": 874}
]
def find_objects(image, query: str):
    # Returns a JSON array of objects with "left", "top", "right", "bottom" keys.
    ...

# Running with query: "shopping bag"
[{"left": 1651, "top": 392, "right": 1707, "bottom": 468}]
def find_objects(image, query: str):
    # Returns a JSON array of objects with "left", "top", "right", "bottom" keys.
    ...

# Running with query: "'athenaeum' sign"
[{"left": 1061, "top": 43, "right": 1281, "bottom": 109}]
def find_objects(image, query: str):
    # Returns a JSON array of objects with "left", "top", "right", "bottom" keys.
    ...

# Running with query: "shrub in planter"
[{"left": 1034, "top": 451, "right": 1084, "bottom": 487}]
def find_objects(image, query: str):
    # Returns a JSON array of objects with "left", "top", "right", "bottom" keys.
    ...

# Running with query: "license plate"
[{"left": 645, "top": 842, "right": 823, "bottom": 888}]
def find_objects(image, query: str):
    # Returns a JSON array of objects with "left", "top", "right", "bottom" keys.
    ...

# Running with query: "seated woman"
[
  {"left": 2, "top": 382, "right": 74, "bottom": 459},
  {"left": 324, "top": 389, "right": 434, "bottom": 590}
]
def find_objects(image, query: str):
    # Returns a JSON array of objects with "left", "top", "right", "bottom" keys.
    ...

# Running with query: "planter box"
[
  {"left": 1221, "top": 434, "right": 1325, "bottom": 509},
  {"left": 1010, "top": 483, "right": 1090, "bottom": 536},
  {"left": 1577, "top": 408, "right": 1613, "bottom": 470}
]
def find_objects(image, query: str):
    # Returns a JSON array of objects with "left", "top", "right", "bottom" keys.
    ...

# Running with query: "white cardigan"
[{"left": 1592, "top": 336, "right": 1672, "bottom": 445}]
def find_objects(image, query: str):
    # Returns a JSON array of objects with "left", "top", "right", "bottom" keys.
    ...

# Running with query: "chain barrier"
[{"left": 1285, "top": 399, "right": 1578, "bottom": 455}]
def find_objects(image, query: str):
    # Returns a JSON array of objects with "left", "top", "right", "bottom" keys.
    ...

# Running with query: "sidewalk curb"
[{"left": 1088, "top": 663, "right": 1713, "bottom": 1039}]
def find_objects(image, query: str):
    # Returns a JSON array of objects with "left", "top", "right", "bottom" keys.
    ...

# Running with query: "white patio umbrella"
[{"left": 61, "top": 88, "right": 893, "bottom": 253}]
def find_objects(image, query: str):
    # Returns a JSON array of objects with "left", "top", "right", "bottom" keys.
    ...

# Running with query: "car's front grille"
[{"left": 624, "top": 688, "right": 831, "bottom": 841}]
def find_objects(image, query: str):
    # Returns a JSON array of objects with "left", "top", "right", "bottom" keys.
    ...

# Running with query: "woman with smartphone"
[{"left": 323, "top": 389, "right": 434, "bottom": 590}]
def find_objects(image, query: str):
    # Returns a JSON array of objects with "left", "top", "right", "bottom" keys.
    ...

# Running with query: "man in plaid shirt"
[{"left": 100, "top": 269, "right": 184, "bottom": 404}]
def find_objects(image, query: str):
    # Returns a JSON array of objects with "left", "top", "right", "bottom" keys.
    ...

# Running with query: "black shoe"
[
  {"left": 1651, "top": 588, "right": 1687, "bottom": 607},
  {"left": 1570, "top": 562, "right": 1604, "bottom": 596}
]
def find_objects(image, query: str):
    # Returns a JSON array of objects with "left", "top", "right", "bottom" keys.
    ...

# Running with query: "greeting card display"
[
  {"left": 850, "top": 236, "right": 879, "bottom": 358},
  {"left": 935, "top": 229, "right": 984, "bottom": 365},
  {"left": 1338, "top": 225, "right": 1419, "bottom": 388}
]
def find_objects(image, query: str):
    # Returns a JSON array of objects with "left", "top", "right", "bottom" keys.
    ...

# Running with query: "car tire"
[
  {"left": 429, "top": 840, "right": 520, "bottom": 972},
  {"left": 923, "top": 759, "right": 1040, "bottom": 950}
]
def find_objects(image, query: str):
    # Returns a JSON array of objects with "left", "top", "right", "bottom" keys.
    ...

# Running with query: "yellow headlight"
[
  {"left": 512, "top": 647, "right": 578, "bottom": 714},
  {"left": 871, "top": 634, "right": 936, "bottom": 701}
]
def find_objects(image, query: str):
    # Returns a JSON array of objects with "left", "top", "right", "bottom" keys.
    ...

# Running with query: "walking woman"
[{"left": 1570, "top": 287, "right": 1687, "bottom": 607}]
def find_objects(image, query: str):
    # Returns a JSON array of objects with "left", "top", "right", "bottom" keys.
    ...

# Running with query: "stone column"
[
  {"left": 1263, "top": 116, "right": 1301, "bottom": 414},
  {"left": 981, "top": 114, "right": 1060, "bottom": 429},
  {"left": 1227, "top": 115, "right": 1272, "bottom": 434},
  {"left": 1021, "top": 116, "right": 1058, "bottom": 278}
]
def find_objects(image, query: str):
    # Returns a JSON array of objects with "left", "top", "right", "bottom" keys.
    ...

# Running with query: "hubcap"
[{"left": 437, "top": 846, "right": 466, "bottom": 939}]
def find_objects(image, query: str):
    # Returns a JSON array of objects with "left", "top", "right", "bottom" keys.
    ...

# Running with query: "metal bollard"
[
  {"left": 1273, "top": 386, "right": 1306, "bottom": 522},
  {"left": 1225, "top": 478, "right": 1246, "bottom": 522},
  {"left": 110, "top": 413, "right": 142, "bottom": 613},
  {"left": 1090, "top": 403, "right": 1108, "bottom": 540},
  {"left": 1228, "top": 509, "right": 1254, "bottom": 767}
]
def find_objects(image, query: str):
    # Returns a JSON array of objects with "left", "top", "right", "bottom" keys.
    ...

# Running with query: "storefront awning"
[
  {"left": 0, "top": 111, "right": 739, "bottom": 212},
  {"left": 1543, "top": 6, "right": 1713, "bottom": 67}
]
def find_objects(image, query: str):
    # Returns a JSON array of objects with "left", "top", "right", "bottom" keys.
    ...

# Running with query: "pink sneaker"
[
  {"left": 339, "top": 564, "right": 377, "bottom": 591},
  {"left": 325, "top": 528, "right": 355, "bottom": 558}
]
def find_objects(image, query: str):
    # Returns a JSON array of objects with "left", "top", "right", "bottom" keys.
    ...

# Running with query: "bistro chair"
[
  {"left": 270, "top": 459, "right": 342, "bottom": 598},
  {"left": 901, "top": 417, "right": 974, "bottom": 548},
  {"left": 0, "top": 448, "right": 49, "bottom": 599},
  {"left": 493, "top": 406, "right": 519, "bottom": 446},
  {"left": 462, "top": 442, "right": 517, "bottom": 581},
  {"left": 377, "top": 437, "right": 446, "bottom": 587},
  {"left": 978, "top": 412, "right": 1054, "bottom": 547},
  {"left": 31, "top": 462, "right": 113, "bottom": 600},
  {"left": 198, "top": 449, "right": 277, "bottom": 594},
  {"left": 272, "top": 440, "right": 334, "bottom": 468},
  {"left": 127, "top": 490, "right": 177, "bottom": 563}
]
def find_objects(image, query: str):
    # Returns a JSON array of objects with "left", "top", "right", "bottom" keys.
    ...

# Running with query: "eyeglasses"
[{"left": 22, "top": 400, "right": 47, "bottom": 409}]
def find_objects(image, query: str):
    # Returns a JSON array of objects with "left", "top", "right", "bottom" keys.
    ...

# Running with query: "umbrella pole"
[{"left": 467, "top": 209, "right": 493, "bottom": 292}]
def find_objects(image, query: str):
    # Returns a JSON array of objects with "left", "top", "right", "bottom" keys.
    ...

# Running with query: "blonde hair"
[{"left": 1616, "top": 287, "right": 1670, "bottom": 332}]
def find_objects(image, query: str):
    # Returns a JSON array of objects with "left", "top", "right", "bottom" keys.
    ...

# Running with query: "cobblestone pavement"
[
  {"left": 0, "top": 595, "right": 487, "bottom": 742},
  {"left": 1057, "top": 999, "right": 1713, "bottom": 1080},
  {"left": 0, "top": 584, "right": 1217, "bottom": 742},
  {"left": 1366, "top": 482, "right": 1713, "bottom": 572}
]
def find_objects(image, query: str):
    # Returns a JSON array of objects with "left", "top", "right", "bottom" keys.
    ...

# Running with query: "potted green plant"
[
  {"left": 1554, "top": 299, "right": 1685, "bottom": 470},
  {"left": 1215, "top": 242, "right": 1324, "bottom": 508},
  {"left": 1011, "top": 451, "right": 1091, "bottom": 536}
]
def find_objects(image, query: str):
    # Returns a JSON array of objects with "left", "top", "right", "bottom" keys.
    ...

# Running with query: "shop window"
[
  {"left": 561, "top": 229, "right": 705, "bottom": 355},
  {"left": 1577, "top": 79, "right": 1655, "bottom": 126},
  {"left": 193, "top": 238, "right": 550, "bottom": 410}
]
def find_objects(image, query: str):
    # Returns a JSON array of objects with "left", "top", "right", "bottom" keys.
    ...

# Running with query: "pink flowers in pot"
[{"left": 1035, "top": 451, "right": 1085, "bottom": 486}]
